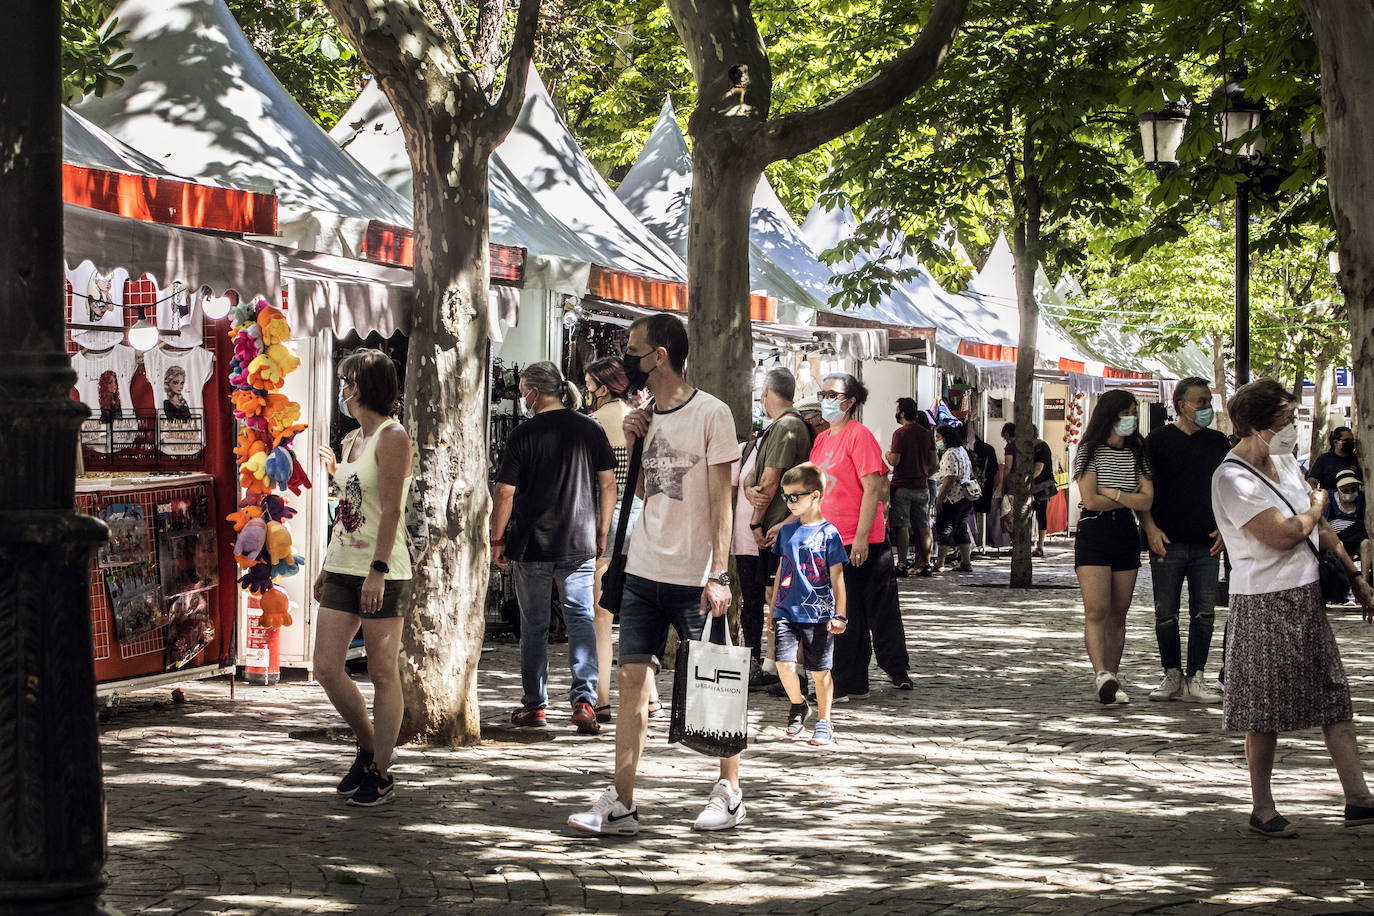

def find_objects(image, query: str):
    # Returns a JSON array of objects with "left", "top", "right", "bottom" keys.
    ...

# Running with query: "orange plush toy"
[{"left": 258, "top": 587, "right": 293, "bottom": 628}]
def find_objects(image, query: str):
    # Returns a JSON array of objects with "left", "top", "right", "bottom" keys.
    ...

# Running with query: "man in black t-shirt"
[
  {"left": 1307, "top": 426, "right": 1361, "bottom": 491},
  {"left": 490, "top": 362, "right": 617, "bottom": 735},
  {"left": 1140, "top": 377, "right": 1231, "bottom": 704}
]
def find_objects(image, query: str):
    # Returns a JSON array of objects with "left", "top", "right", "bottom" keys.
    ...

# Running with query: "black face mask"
[
  {"left": 1338, "top": 440, "right": 1354, "bottom": 455},
  {"left": 895, "top": 414, "right": 903, "bottom": 425},
  {"left": 622, "top": 351, "right": 651, "bottom": 390}
]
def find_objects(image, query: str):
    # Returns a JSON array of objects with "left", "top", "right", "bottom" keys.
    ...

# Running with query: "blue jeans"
[
  {"left": 511, "top": 557, "right": 598, "bottom": 709},
  {"left": 1148, "top": 542, "right": 1219, "bottom": 675}
]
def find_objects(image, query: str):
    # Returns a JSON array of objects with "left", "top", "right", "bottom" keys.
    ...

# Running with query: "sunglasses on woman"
[{"left": 817, "top": 390, "right": 847, "bottom": 401}]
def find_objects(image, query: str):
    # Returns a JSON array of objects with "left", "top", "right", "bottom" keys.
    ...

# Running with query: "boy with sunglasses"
[{"left": 770, "top": 462, "right": 849, "bottom": 745}]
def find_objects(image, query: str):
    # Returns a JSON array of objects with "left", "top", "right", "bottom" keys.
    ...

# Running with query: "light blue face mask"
[
  {"left": 820, "top": 400, "right": 846, "bottom": 424},
  {"left": 1114, "top": 416, "right": 1138, "bottom": 437},
  {"left": 338, "top": 391, "right": 353, "bottom": 419},
  {"left": 1194, "top": 406, "right": 1215, "bottom": 428}
]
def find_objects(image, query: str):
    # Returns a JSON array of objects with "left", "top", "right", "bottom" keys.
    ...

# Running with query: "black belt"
[{"left": 1079, "top": 508, "right": 1135, "bottom": 522}]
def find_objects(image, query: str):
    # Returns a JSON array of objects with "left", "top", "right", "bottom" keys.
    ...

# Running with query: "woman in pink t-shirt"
[{"left": 809, "top": 373, "right": 912, "bottom": 699}]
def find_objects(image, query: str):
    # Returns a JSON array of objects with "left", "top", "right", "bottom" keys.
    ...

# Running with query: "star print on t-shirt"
[{"left": 642, "top": 434, "right": 701, "bottom": 501}]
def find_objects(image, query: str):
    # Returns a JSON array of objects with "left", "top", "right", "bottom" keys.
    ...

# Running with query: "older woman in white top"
[{"left": 1210, "top": 379, "right": 1374, "bottom": 838}]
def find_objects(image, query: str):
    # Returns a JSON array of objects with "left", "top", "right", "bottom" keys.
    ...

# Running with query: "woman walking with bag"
[
  {"left": 931, "top": 423, "right": 976, "bottom": 573},
  {"left": 1072, "top": 389, "right": 1152, "bottom": 705},
  {"left": 1211, "top": 379, "right": 1374, "bottom": 837}
]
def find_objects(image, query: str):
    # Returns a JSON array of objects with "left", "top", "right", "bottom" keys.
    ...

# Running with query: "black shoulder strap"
[
  {"left": 1223, "top": 458, "right": 1320, "bottom": 560},
  {"left": 609, "top": 434, "right": 645, "bottom": 560}
]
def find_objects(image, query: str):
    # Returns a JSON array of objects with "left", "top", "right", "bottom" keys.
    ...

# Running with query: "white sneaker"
[
  {"left": 1149, "top": 669, "right": 1184, "bottom": 702},
  {"left": 1182, "top": 671, "right": 1222, "bottom": 704},
  {"left": 692, "top": 779, "right": 745, "bottom": 831},
  {"left": 568, "top": 785, "right": 639, "bottom": 835},
  {"left": 1112, "top": 689, "right": 1131, "bottom": 705},
  {"left": 1094, "top": 670, "right": 1119, "bottom": 704}
]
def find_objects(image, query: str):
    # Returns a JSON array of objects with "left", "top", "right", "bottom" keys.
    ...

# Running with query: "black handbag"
[
  {"left": 1223, "top": 459, "right": 1353, "bottom": 602},
  {"left": 599, "top": 434, "right": 644, "bottom": 619}
]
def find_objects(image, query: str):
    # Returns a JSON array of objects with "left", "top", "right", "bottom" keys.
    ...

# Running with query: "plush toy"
[
  {"left": 270, "top": 553, "right": 304, "bottom": 579},
  {"left": 256, "top": 305, "right": 291, "bottom": 346},
  {"left": 263, "top": 395, "right": 304, "bottom": 444},
  {"left": 284, "top": 456, "right": 313, "bottom": 495},
  {"left": 231, "top": 301, "right": 258, "bottom": 325},
  {"left": 264, "top": 520, "right": 293, "bottom": 564},
  {"left": 231, "top": 389, "right": 266, "bottom": 419},
  {"left": 258, "top": 587, "right": 292, "bottom": 628},
  {"left": 233, "top": 517, "right": 267, "bottom": 565},
  {"left": 226, "top": 504, "right": 263, "bottom": 533},
  {"left": 234, "top": 430, "right": 268, "bottom": 463},
  {"left": 258, "top": 494, "right": 297, "bottom": 522},
  {"left": 239, "top": 450, "right": 271, "bottom": 495},
  {"left": 264, "top": 446, "right": 294, "bottom": 489},
  {"left": 238, "top": 562, "right": 275, "bottom": 595}
]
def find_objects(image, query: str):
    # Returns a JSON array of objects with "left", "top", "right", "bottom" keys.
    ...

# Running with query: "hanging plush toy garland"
[{"left": 226, "top": 297, "right": 310, "bottom": 629}]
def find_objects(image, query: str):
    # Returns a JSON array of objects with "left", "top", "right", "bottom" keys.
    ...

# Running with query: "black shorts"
[
  {"left": 773, "top": 619, "right": 835, "bottom": 671},
  {"left": 1074, "top": 509, "right": 1141, "bottom": 572},
  {"left": 319, "top": 571, "right": 413, "bottom": 618}
]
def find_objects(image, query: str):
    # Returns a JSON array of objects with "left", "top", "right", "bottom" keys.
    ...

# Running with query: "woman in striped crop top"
[{"left": 1072, "top": 389, "right": 1153, "bottom": 707}]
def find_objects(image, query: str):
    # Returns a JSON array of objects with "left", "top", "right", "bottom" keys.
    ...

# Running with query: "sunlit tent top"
[
  {"left": 77, "top": 0, "right": 411, "bottom": 256},
  {"left": 331, "top": 78, "right": 604, "bottom": 296}
]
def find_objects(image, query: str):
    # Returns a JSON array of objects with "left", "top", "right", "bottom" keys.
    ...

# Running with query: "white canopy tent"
[
  {"left": 64, "top": 107, "right": 194, "bottom": 181},
  {"left": 77, "top": 0, "right": 411, "bottom": 258}
]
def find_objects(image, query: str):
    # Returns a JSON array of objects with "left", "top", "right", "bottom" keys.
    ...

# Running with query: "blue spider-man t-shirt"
[{"left": 771, "top": 519, "right": 849, "bottom": 623}]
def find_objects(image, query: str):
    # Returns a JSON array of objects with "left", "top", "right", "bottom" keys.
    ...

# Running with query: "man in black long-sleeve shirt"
[{"left": 1140, "top": 378, "right": 1232, "bottom": 704}]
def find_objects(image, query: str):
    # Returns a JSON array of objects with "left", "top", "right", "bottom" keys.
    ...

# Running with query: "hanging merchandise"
[
  {"left": 66, "top": 262, "right": 131, "bottom": 349},
  {"left": 71, "top": 345, "right": 139, "bottom": 452},
  {"left": 226, "top": 297, "right": 310, "bottom": 631},
  {"left": 141, "top": 344, "right": 214, "bottom": 456},
  {"left": 155, "top": 280, "right": 205, "bottom": 347}
]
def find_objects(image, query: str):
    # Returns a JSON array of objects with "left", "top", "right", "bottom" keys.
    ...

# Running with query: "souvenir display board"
[{"left": 78, "top": 475, "right": 231, "bottom": 685}]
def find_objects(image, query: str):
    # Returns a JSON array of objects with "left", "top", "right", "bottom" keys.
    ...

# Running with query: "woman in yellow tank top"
[{"left": 312, "top": 349, "right": 412, "bottom": 807}]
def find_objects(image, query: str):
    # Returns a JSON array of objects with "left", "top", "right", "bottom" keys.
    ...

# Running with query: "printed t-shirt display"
[
  {"left": 1211, "top": 454, "right": 1318, "bottom": 595},
  {"left": 811, "top": 419, "right": 888, "bottom": 546},
  {"left": 495, "top": 408, "right": 617, "bottom": 563},
  {"left": 71, "top": 345, "right": 138, "bottom": 452},
  {"left": 772, "top": 519, "right": 849, "bottom": 622},
  {"left": 67, "top": 262, "right": 130, "bottom": 350},
  {"left": 626, "top": 390, "right": 739, "bottom": 587},
  {"left": 156, "top": 280, "right": 205, "bottom": 347},
  {"left": 141, "top": 345, "right": 214, "bottom": 455}
]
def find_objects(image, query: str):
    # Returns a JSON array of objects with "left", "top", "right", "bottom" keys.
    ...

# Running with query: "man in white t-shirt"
[{"left": 569, "top": 313, "right": 741, "bottom": 836}]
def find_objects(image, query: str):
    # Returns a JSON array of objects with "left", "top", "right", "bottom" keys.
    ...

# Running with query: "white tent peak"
[
  {"left": 64, "top": 106, "right": 191, "bottom": 181},
  {"left": 76, "top": 0, "right": 411, "bottom": 254}
]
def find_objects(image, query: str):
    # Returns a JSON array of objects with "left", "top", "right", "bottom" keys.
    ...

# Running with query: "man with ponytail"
[{"left": 491, "top": 361, "right": 617, "bottom": 735}]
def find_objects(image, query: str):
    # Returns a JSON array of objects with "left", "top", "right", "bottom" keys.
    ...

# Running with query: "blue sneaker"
[{"left": 810, "top": 719, "right": 834, "bottom": 746}]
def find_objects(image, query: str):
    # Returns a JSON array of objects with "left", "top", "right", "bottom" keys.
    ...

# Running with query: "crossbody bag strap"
[
  {"left": 609, "top": 434, "right": 645, "bottom": 560},
  {"left": 1223, "top": 458, "right": 1321, "bottom": 561}
]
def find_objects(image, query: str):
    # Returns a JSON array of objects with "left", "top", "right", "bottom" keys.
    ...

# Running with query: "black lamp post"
[
  {"left": 1212, "top": 69, "right": 1266, "bottom": 387},
  {"left": 1138, "top": 100, "right": 1191, "bottom": 173}
]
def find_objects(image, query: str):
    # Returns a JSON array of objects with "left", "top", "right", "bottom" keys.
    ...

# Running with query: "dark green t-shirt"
[{"left": 749, "top": 413, "right": 814, "bottom": 530}]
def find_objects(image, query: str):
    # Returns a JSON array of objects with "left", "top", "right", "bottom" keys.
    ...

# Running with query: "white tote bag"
[{"left": 668, "top": 616, "right": 750, "bottom": 757}]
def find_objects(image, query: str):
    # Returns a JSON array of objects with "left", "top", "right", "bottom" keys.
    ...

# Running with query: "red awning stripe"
[
  {"left": 586, "top": 265, "right": 777, "bottom": 323},
  {"left": 62, "top": 163, "right": 277, "bottom": 234},
  {"left": 359, "top": 221, "right": 525, "bottom": 285}
]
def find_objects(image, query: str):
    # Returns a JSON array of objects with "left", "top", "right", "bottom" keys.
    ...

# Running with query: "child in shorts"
[{"left": 770, "top": 462, "right": 848, "bottom": 745}]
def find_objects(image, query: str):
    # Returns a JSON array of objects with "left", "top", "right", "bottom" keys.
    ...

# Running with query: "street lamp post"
[
  {"left": 0, "top": 2, "right": 111, "bottom": 913},
  {"left": 1213, "top": 70, "right": 1266, "bottom": 387}
]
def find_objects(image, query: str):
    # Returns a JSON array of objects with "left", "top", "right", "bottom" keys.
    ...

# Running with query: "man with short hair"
[
  {"left": 885, "top": 398, "right": 937, "bottom": 575},
  {"left": 569, "top": 313, "right": 743, "bottom": 835},
  {"left": 736, "top": 367, "right": 812, "bottom": 685},
  {"left": 1141, "top": 377, "right": 1231, "bottom": 703}
]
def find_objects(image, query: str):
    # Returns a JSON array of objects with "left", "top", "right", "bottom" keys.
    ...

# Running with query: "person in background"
[
  {"left": 1210, "top": 378, "right": 1374, "bottom": 838},
  {"left": 583, "top": 356, "right": 659, "bottom": 722},
  {"left": 1031, "top": 425, "right": 1057, "bottom": 557},
  {"left": 966, "top": 425, "right": 1000, "bottom": 554},
  {"left": 1308, "top": 426, "right": 1361, "bottom": 492},
  {"left": 931, "top": 423, "right": 976, "bottom": 573},
  {"left": 808, "top": 373, "right": 913, "bottom": 699},
  {"left": 313, "top": 349, "right": 413, "bottom": 807},
  {"left": 738, "top": 367, "right": 812, "bottom": 686},
  {"left": 796, "top": 399, "right": 827, "bottom": 441},
  {"left": 885, "top": 397, "right": 937, "bottom": 577},
  {"left": 1325, "top": 469, "right": 1367, "bottom": 603},
  {"left": 1072, "top": 390, "right": 1153, "bottom": 706},
  {"left": 1140, "top": 377, "right": 1230, "bottom": 704},
  {"left": 492, "top": 362, "right": 617, "bottom": 736}
]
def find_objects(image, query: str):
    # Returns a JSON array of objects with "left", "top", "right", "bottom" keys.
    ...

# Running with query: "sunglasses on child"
[{"left": 782, "top": 490, "right": 819, "bottom": 504}]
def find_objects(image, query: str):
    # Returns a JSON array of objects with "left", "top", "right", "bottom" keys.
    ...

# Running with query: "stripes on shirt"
[{"left": 1074, "top": 444, "right": 1148, "bottom": 493}]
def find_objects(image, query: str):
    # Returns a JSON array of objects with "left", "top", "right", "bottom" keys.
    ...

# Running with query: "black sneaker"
[
  {"left": 336, "top": 746, "right": 373, "bottom": 797},
  {"left": 347, "top": 764, "right": 395, "bottom": 807},
  {"left": 785, "top": 701, "right": 810, "bottom": 738}
]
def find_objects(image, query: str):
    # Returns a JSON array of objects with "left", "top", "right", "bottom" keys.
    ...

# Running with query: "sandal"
[
  {"left": 646, "top": 700, "right": 662, "bottom": 717},
  {"left": 1031, "top": 547, "right": 1045, "bottom": 558},
  {"left": 1248, "top": 813, "right": 1298, "bottom": 838},
  {"left": 594, "top": 704, "right": 613, "bottom": 724}
]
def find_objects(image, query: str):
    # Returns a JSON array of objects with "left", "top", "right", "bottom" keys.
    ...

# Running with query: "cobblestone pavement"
[{"left": 98, "top": 542, "right": 1374, "bottom": 915}]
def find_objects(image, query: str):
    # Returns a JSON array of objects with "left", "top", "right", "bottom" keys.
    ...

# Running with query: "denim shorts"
[
  {"left": 618, "top": 573, "right": 707, "bottom": 669},
  {"left": 601, "top": 496, "right": 643, "bottom": 561},
  {"left": 1074, "top": 509, "right": 1142, "bottom": 571},
  {"left": 773, "top": 618, "right": 834, "bottom": 671},
  {"left": 319, "top": 571, "right": 413, "bottom": 618},
  {"left": 890, "top": 486, "right": 930, "bottom": 531}
]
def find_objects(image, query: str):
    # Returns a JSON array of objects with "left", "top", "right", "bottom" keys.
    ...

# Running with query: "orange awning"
[{"left": 63, "top": 163, "right": 277, "bottom": 234}]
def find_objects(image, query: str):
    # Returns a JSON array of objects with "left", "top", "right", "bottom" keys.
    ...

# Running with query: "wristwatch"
[
  {"left": 749, "top": 522, "right": 764, "bottom": 531},
  {"left": 707, "top": 571, "right": 732, "bottom": 587},
  {"left": 370, "top": 560, "right": 390, "bottom": 575}
]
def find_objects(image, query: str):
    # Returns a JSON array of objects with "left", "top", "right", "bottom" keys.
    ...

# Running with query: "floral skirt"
[{"left": 1223, "top": 581, "right": 1352, "bottom": 733}]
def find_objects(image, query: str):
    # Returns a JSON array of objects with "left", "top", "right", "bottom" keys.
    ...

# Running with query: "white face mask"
[
  {"left": 1266, "top": 422, "right": 1299, "bottom": 456},
  {"left": 1114, "top": 416, "right": 1138, "bottom": 437},
  {"left": 519, "top": 391, "right": 535, "bottom": 418}
]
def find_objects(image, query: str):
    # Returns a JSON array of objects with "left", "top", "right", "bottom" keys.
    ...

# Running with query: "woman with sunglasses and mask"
[
  {"left": 1072, "top": 389, "right": 1153, "bottom": 706},
  {"left": 1307, "top": 426, "right": 1361, "bottom": 493},
  {"left": 805, "top": 373, "right": 913, "bottom": 700},
  {"left": 1211, "top": 379, "right": 1374, "bottom": 837}
]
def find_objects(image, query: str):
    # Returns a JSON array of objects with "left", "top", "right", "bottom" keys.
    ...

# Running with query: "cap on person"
[{"left": 1336, "top": 469, "right": 1362, "bottom": 491}]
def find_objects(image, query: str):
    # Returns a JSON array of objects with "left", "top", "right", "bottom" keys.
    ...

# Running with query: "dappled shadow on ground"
[{"left": 99, "top": 542, "right": 1374, "bottom": 914}]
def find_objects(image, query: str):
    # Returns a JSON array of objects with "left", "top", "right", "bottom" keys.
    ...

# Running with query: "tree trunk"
[
  {"left": 1008, "top": 223, "right": 1040, "bottom": 589},
  {"left": 1301, "top": 0, "right": 1374, "bottom": 552},
  {"left": 397, "top": 112, "right": 494, "bottom": 745},
  {"left": 1310, "top": 358, "right": 1333, "bottom": 459},
  {"left": 684, "top": 138, "right": 762, "bottom": 437}
]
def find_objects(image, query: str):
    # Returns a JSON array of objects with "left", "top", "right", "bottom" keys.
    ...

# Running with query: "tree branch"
[
  {"left": 757, "top": 0, "right": 969, "bottom": 164},
  {"left": 485, "top": 0, "right": 541, "bottom": 136},
  {"left": 322, "top": 0, "right": 481, "bottom": 108},
  {"left": 432, "top": 0, "right": 479, "bottom": 64}
]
